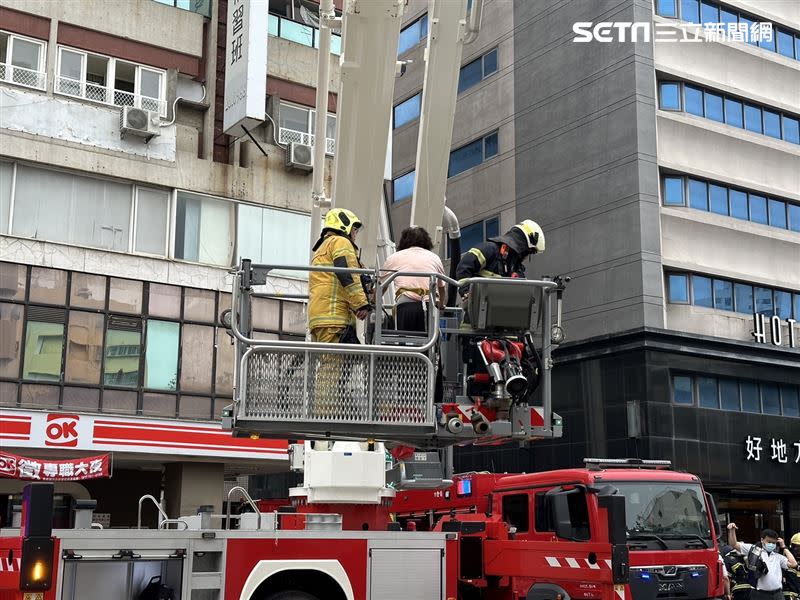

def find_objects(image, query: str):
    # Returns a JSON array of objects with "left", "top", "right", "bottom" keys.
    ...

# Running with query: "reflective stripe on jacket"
[{"left": 309, "top": 233, "right": 369, "bottom": 330}]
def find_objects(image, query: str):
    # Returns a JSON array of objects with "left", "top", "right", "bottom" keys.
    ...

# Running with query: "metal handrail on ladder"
[
  {"left": 137, "top": 494, "right": 169, "bottom": 530},
  {"left": 226, "top": 486, "right": 262, "bottom": 531}
]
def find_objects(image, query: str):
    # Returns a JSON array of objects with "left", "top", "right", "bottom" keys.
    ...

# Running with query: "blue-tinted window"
[
  {"left": 775, "top": 291, "right": 793, "bottom": 319},
  {"left": 669, "top": 273, "right": 689, "bottom": 303},
  {"left": 486, "top": 216, "right": 500, "bottom": 239},
  {"left": 789, "top": 204, "right": 800, "bottom": 232},
  {"left": 719, "top": 379, "right": 740, "bottom": 411},
  {"left": 796, "top": 35, "right": 800, "bottom": 60},
  {"left": 458, "top": 56, "right": 483, "bottom": 94},
  {"left": 796, "top": 294, "right": 800, "bottom": 319},
  {"left": 393, "top": 93, "right": 421, "bottom": 128},
  {"left": 684, "top": 85, "right": 704, "bottom": 116},
  {"left": 709, "top": 184, "right": 728, "bottom": 215},
  {"left": 700, "top": 1, "right": 718, "bottom": 24},
  {"left": 281, "top": 19, "right": 315, "bottom": 46},
  {"left": 763, "top": 110, "right": 781, "bottom": 139},
  {"left": 659, "top": 82, "right": 681, "bottom": 110},
  {"left": 739, "top": 16, "right": 757, "bottom": 46},
  {"left": 724, "top": 98, "right": 743, "bottom": 128},
  {"left": 398, "top": 14, "right": 428, "bottom": 55},
  {"left": 483, "top": 48, "right": 498, "bottom": 77},
  {"left": 782, "top": 116, "right": 799, "bottom": 144},
  {"left": 734, "top": 283, "right": 753, "bottom": 313},
  {"left": 658, "top": 0, "right": 678, "bottom": 17},
  {"left": 744, "top": 104, "right": 762, "bottom": 133},
  {"left": 268, "top": 13, "right": 279, "bottom": 36},
  {"left": 754, "top": 287, "right": 773, "bottom": 316},
  {"left": 393, "top": 170, "right": 415, "bottom": 202},
  {"left": 730, "top": 190, "right": 748, "bottom": 219},
  {"left": 762, "top": 384, "right": 781, "bottom": 415},
  {"left": 484, "top": 132, "right": 498, "bottom": 159},
  {"left": 713, "top": 279, "right": 733, "bottom": 311},
  {"left": 704, "top": 92, "right": 724, "bottom": 122},
  {"left": 719, "top": 7, "right": 737, "bottom": 25},
  {"left": 749, "top": 194, "right": 767, "bottom": 224},
  {"left": 680, "top": 0, "right": 699, "bottom": 23},
  {"left": 740, "top": 382, "right": 760, "bottom": 413},
  {"left": 673, "top": 375, "right": 693, "bottom": 405},
  {"left": 758, "top": 28, "right": 776, "bottom": 52},
  {"left": 663, "top": 176, "right": 684, "bottom": 205},
  {"left": 782, "top": 386, "right": 799, "bottom": 417},
  {"left": 778, "top": 29, "right": 796, "bottom": 58},
  {"left": 768, "top": 199, "right": 787, "bottom": 228},
  {"left": 688, "top": 179, "right": 708, "bottom": 210},
  {"left": 692, "top": 275, "right": 713, "bottom": 308},
  {"left": 698, "top": 376, "right": 718, "bottom": 408},
  {"left": 460, "top": 220, "right": 484, "bottom": 252}
]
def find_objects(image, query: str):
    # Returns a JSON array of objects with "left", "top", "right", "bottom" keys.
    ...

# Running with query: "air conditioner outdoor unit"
[
  {"left": 119, "top": 106, "right": 160, "bottom": 142},
  {"left": 286, "top": 142, "right": 313, "bottom": 172}
]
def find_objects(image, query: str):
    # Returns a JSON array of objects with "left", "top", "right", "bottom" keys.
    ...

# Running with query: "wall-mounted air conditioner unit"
[
  {"left": 286, "top": 142, "right": 313, "bottom": 172},
  {"left": 120, "top": 106, "right": 160, "bottom": 142}
]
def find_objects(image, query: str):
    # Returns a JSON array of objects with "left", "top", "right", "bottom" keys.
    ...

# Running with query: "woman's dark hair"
[{"left": 397, "top": 226, "right": 434, "bottom": 251}]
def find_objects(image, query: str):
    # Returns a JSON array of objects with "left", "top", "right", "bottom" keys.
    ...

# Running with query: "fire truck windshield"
[{"left": 611, "top": 481, "right": 713, "bottom": 542}]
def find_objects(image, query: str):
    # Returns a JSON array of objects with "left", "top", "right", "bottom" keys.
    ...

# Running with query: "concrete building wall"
[{"left": 512, "top": 0, "right": 663, "bottom": 339}]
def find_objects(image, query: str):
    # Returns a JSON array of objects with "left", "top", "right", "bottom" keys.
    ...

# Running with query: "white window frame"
[
  {"left": 55, "top": 45, "right": 168, "bottom": 117},
  {"left": 0, "top": 31, "right": 46, "bottom": 90},
  {"left": 132, "top": 185, "right": 171, "bottom": 258},
  {"left": 278, "top": 100, "right": 337, "bottom": 155}
]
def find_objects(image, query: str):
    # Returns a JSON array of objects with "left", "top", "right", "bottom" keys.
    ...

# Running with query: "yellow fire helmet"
[
  {"left": 323, "top": 208, "right": 363, "bottom": 236},
  {"left": 791, "top": 532, "right": 800, "bottom": 546},
  {"left": 513, "top": 219, "right": 546, "bottom": 255}
]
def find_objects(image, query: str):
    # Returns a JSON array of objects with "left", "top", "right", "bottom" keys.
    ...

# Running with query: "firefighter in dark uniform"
[
  {"left": 722, "top": 544, "right": 754, "bottom": 600},
  {"left": 785, "top": 534, "right": 800, "bottom": 600}
]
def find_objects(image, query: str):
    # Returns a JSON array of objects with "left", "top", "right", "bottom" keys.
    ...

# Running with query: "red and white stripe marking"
[
  {"left": 545, "top": 556, "right": 613, "bottom": 570},
  {"left": 0, "top": 557, "right": 22, "bottom": 572}
]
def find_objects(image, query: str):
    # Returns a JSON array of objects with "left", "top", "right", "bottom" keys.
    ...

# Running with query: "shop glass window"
[
  {"left": 237, "top": 204, "right": 311, "bottom": 276},
  {"left": 754, "top": 287, "right": 773, "bottom": 316},
  {"left": 20, "top": 384, "right": 59, "bottom": 410},
  {"left": 783, "top": 116, "right": 800, "bottom": 144},
  {"left": 0, "top": 303, "right": 24, "bottom": 378},
  {"left": 659, "top": 83, "right": 681, "bottom": 111},
  {"left": 65, "top": 311, "right": 104, "bottom": 385},
  {"left": 724, "top": 98, "right": 743, "bottom": 128},
  {"left": 744, "top": 104, "right": 762, "bottom": 133},
  {"left": 697, "top": 376, "right": 718, "bottom": 408},
  {"left": 109, "top": 278, "right": 143, "bottom": 314},
  {"left": 663, "top": 176, "right": 684, "bottom": 205},
  {"left": 393, "top": 170, "right": 415, "bottom": 203},
  {"left": 692, "top": 275, "right": 712, "bottom": 308},
  {"left": 740, "top": 381, "right": 760, "bottom": 413},
  {"left": 709, "top": 184, "right": 728, "bottom": 215},
  {"left": 782, "top": 386, "right": 799, "bottom": 417},
  {"left": 103, "top": 389, "right": 137, "bottom": 414},
  {"left": 62, "top": 387, "right": 99, "bottom": 412},
  {"left": 175, "top": 192, "right": 235, "bottom": 267},
  {"left": 29, "top": 267, "right": 67, "bottom": 306},
  {"left": 774, "top": 291, "right": 792, "bottom": 319},
  {"left": 668, "top": 274, "right": 689, "bottom": 303},
  {"left": 448, "top": 131, "right": 498, "bottom": 178},
  {"left": 704, "top": 91, "right": 723, "bottom": 122},
  {"left": 145, "top": 320, "right": 179, "bottom": 390},
  {"left": 713, "top": 279, "right": 733, "bottom": 311},
  {"left": 763, "top": 110, "right": 781, "bottom": 139},
  {"left": 142, "top": 392, "right": 176, "bottom": 418},
  {"left": 719, "top": 379, "right": 740, "bottom": 411},
  {"left": 23, "top": 308, "right": 66, "bottom": 381},
  {"left": 684, "top": 85, "right": 704, "bottom": 117},
  {"left": 458, "top": 48, "right": 498, "bottom": 94},
  {"left": 180, "top": 324, "right": 214, "bottom": 393},
  {"left": 699, "top": 1, "right": 718, "bottom": 24},
  {"left": 502, "top": 494, "right": 530, "bottom": 533},
  {"left": 394, "top": 92, "right": 422, "bottom": 128},
  {"left": 778, "top": 29, "right": 797, "bottom": 58},
  {"left": 179, "top": 395, "right": 212, "bottom": 420},
  {"left": 0, "top": 262, "right": 26, "bottom": 301},
  {"left": 658, "top": 0, "right": 677, "bottom": 17},
  {"left": 680, "top": 0, "right": 699, "bottom": 23},
  {"left": 398, "top": 14, "right": 428, "bottom": 55},
  {"left": 761, "top": 384, "right": 781, "bottom": 415},
  {"left": 13, "top": 165, "right": 132, "bottom": 253},
  {"left": 790, "top": 205, "right": 800, "bottom": 232},
  {"left": 749, "top": 194, "right": 767, "bottom": 224},
  {"left": 729, "top": 190, "right": 748, "bottom": 220},
  {"left": 148, "top": 283, "right": 181, "bottom": 319},
  {"left": 768, "top": 199, "right": 787, "bottom": 228},
  {"left": 103, "top": 317, "right": 141, "bottom": 387},
  {"left": 688, "top": 179, "right": 708, "bottom": 210},
  {"left": 673, "top": 375, "right": 693, "bottom": 405},
  {"left": 134, "top": 187, "right": 170, "bottom": 255},
  {"left": 734, "top": 283, "right": 753, "bottom": 314},
  {"left": 69, "top": 273, "right": 106, "bottom": 310}
]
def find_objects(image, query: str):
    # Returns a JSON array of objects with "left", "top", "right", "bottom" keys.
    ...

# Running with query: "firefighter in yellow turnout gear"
[{"left": 308, "top": 209, "right": 371, "bottom": 419}]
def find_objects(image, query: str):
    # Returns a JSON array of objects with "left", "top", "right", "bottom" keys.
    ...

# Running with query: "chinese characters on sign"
[
  {"left": 745, "top": 436, "right": 799, "bottom": 465},
  {"left": 0, "top": 451, "right": 110, "bottom": 481},
  {"left": 573, "top": 21, "right": 773, "bottom": 44},
  {"left": 752, "top": 314, "right": 798, "bottom": 349}
]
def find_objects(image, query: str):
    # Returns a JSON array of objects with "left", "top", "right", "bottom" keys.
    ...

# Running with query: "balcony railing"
[
  {"left": 55, "top": 75, "right": 168, "bottom": 117},
  {"left": 268, "top": 13, "right": 342, "bottom": 56},
  {"left": 279, "top": 127, "right": 336, "bottom": 155},
  {"left": 0, "top": 62, "right": 47, "bottom": 91}
]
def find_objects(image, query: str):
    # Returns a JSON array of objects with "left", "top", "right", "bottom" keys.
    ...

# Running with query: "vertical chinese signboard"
[{"left": 223, "top": 0, "right": 268, "bottom": 137}]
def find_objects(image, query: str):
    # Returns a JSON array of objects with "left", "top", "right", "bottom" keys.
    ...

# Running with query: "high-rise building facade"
[{"left": 389, "top": 0, "right": 799, "bottom": 539}]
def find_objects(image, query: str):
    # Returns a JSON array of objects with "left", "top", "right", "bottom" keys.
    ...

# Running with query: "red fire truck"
[{"left": 392, "top": 459, "right": 725, "bottom": 600}]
